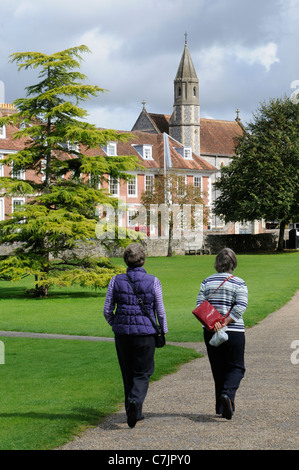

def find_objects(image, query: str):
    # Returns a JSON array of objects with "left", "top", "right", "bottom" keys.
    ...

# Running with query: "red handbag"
[{"left": 192, "top": 276, "right": 234, "bottom": 330}]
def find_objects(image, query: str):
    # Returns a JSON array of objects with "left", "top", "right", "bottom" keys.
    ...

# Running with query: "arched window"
[
  {"left": 178, "top": 87, "right": 182, "bottom": 97},
  {"left": 193, "top": 87, "right": 197, "bottom": 97}
]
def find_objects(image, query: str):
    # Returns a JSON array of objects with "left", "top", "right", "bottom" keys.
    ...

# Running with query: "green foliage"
[
  {"left": 214, "top": 96, "right": 299, "bottom": 249},
  {"left": 0, "top": 45, "right": 141, "bottom": 295}
]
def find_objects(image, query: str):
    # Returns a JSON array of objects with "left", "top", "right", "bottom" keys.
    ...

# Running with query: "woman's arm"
[
  {"left": 154, "top": 278, "right": 168, "bottom": 334},
  {"left": 103, "top": 277, "right": 116, "bottom": 326}
]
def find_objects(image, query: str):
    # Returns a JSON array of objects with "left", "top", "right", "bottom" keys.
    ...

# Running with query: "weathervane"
[{"left": 185, "top": 32, "right": 188, "bottom": 45}]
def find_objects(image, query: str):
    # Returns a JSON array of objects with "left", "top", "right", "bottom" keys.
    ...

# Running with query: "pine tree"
[{"left": 0, "top": 45, "right": 140, "bottom": 296}]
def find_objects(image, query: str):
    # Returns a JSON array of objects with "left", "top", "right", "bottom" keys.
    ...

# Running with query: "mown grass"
[
  {"left": 0, "top": 252, "right": 298, "bottom": 342},
  {"left": 0, "top": 337, "right": 199, "bottom": 450},
  {"left": 0, "top": 251, "right": 298, "bottom": 449}
]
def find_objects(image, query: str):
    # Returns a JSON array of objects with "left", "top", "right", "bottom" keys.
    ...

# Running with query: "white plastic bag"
[{"left": 209, "top": 327, "right": 228, "bottom": 347}]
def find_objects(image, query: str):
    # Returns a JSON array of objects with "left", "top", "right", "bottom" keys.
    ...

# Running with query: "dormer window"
[
  {"left": 0, "top": 125, "right": 6, "bottom": 139},
  {"left": 174, "top": 146, "right": 193, "bottom": 160},
  {"left": 67, "top": 141, "right": 79, "bottom": 153},
  {"left": 132, "top": 144, "right": 153, "bottom": 160},
  {"left": 106, "top": 142, "right": 117, "bottom": 156},
  {"left": 183, "top": 147, "right": 192, "bottom": 159},
  {"left": 143, "top": 146, "right": 152, "bottom": 160}
]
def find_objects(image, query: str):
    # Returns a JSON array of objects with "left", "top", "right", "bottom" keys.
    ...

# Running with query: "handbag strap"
[
  {"left": 206, "top": 275, "right": 234, "bottom": 301},
  {"left": 207, "top": 275, "right": 235, "bottom": 320},
  {"left": 125, "top": 274, "right": 160, "bottom": 334}
]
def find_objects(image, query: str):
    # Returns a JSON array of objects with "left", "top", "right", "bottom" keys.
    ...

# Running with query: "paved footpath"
[
  {"left": 2, "top": 293, "right": 298, "bottom": 450},
  {"left": 57, "top": 291, "right": 299, "bottom": 451}
]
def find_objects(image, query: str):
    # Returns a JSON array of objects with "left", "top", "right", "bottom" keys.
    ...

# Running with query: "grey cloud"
[{"left": 0, "top": 0, "right": 298, "bottom": 131}]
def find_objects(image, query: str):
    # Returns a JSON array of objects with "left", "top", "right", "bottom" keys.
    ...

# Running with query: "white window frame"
[
  {"left": 127, "top": 175, "right": 137, "bottom": 197},
  {"left": 194, "top": 175, "right": 202, "bottom": 190},
  {"left": 107, "top": 142, "right": 117, "bottom": 156},
  {"left": 0, "top": 125, "right": 6, "bottom": 139},
  {"left": 145, "top": 174, "right": 154, "bottom": 193},
  {"left": 67, "top": 141, "right": 79, "bottom": 153},
  {"left": 12, "top": 163, "right": 25, "bottom": 180},
  {"left": 183, "top": 147, "right": 192, "bottom": 160},
  {"left": 143, "top": 145, "right": 153, "bottom": 160},
  {"left": 0, "top": 154, "right": 4, "bottom": 177},
  {"left": 177, "top": 175, "right": 187, "bottom": 197},
  {"left": 12, "top": 197, "right": 25, "bottom": 222},
  {"left": 0, "top": 198, "right": 4, "bottom": 221},
  {"left": 109, "top": 176, "right": 119, "bottom": 197}
]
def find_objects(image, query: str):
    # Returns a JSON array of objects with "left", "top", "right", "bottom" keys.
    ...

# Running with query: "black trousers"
[
  {"left": 115, "top": 334, "right": 156, "bottom": 419},
  {"left": 204, "top": 329, "right": 246, "bottom": 414}
]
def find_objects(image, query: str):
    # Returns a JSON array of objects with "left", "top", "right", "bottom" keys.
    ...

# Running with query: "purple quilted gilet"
[{"left": 112, "top": 267, "right": 157, "bottom": 335}]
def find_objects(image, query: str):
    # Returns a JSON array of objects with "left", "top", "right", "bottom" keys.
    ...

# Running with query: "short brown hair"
[
  {"left": 123, "top": 243, "right": 146, "bottom": 268},
  {"left": 214, "top": 248, "right": 237, "bottom": 274}
]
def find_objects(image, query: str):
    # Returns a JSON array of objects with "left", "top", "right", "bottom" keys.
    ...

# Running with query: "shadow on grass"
[
  {"left": 0, "top": 285, "right": 106, "bottom": 300},
  {"left": 0, "top": 407, "right": 107, "bottom": 423}
]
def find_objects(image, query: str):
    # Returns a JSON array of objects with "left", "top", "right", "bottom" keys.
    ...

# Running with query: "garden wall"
[
  {"left": 203, "top": 233, "right": 278, "bottom": 254},
  {"left": 0, "top": 232, "right": 279, "bottom": 259}
]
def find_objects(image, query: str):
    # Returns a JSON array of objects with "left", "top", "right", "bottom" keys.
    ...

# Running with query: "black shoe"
[
  {"left": 220, "top": 393, "right": 233, "bottom": 420},
  {"left": 127, "top": 401, "right": 138, "bottom": 428}
]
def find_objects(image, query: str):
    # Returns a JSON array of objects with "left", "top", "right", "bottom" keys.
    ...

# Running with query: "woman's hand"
[
  {"left": 214, "top": 315, "right": 233, "bottom": 332},
  {"left": 213, "top": 321, "right": 223, "bottom": 332}
]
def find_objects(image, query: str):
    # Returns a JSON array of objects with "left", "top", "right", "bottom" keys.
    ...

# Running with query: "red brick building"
[{"left": 1, "top": 40, "right": 251, "bottom": 243}]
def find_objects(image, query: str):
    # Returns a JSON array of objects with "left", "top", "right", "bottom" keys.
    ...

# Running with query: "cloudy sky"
[{"left": 0, "top": 0, "right": 298, "bottom": 131}]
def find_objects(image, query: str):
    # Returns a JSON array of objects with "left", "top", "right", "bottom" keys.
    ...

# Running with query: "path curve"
[{"left": 56, "top": 291, "right": 299, "bottom": 450}]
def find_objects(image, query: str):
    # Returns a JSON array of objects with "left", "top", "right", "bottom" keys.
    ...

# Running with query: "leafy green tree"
[
  {"left": 0, "top": 45, "right": 140, "bottom": 296},
  {"left": 213, "top": 96, "right": 299, "bottom": 251},
  {"left": 141, "top": 171, "right": 207, "bottom": 256}
]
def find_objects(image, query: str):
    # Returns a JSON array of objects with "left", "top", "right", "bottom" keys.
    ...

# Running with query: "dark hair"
[
  {"left": 214, "top": 248, "right": 237, "bottom": 274},
  {"left": 123, "top": 243, "right": 146, "bottom": 268}
]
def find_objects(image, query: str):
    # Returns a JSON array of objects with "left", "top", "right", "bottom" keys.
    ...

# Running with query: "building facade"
[
  {"left": 1, "top": 39, "right": 263, "bottom": 251},
  {"left": 132, "top": 40, "right": 248, "bottom": 232}
]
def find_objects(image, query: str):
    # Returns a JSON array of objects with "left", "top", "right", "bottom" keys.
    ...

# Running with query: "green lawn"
[
  {"left": 0, "top": 252, "right": 298, "bottom": 342},
  {"left": 0, "top": 251, "right": 298, "bottom": 449},
  {"left": 0, "top": 337, "right": 198, "bottom": 450}
]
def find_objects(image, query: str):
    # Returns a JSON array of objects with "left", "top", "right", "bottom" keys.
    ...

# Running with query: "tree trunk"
[
  {"left": 277, "top": 220, "right": 287, "bottom": 251},
  {"left": 34, "top": 275, "right": 49, "bottom": 297},
  {"left": 167, "top": 211, "right": 173, "bottom": 257}
]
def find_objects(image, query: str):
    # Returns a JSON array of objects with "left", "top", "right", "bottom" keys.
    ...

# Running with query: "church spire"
[
  {"left": 169, "top": 36, "right": 200, "bottom": 155},
  {"left": 175, "top": 36, "right": 198, "bottom": 82}
]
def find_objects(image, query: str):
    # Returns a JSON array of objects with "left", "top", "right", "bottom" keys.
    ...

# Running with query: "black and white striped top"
[{"left": 196, "top": 272, "right": 248, "bottom": 332}]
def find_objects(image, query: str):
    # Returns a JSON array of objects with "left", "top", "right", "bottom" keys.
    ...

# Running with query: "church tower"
[{"left": 169, "top": 35, "right": 200, "bottom": 155}]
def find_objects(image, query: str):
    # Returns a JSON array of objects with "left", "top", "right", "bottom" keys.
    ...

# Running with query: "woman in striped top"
[{"left": 197, "top": 248, "right": 248, "bottom": 420}]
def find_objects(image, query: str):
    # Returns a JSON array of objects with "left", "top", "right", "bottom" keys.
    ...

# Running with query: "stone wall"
[
  {"left": 0, "top": 232, "right": 279, "bottom": 259},
  {"left": 203, "top": 232, "right": 278, "bottom": 254}
]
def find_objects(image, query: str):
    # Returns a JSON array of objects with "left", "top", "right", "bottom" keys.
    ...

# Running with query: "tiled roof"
[
  {"left": 85, "top": 130, "right": 216, "bottom": 172},
  {"left": 200, "top": 118, "right": 244, "bottom": 156},
  {"left": 0, "top": 122, "right": 28, "bottom": 152},
  {"left": 0, "top": 106, "right": 216, "bottom": 173},
  {"left": 104, "top": 130, "right": 215, "bottom": 172},
  {"left": 148, "top": 113, "right": 244, "bottom": 157}
]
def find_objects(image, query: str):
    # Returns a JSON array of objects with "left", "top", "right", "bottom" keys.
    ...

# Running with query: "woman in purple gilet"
[{"left": 103, "top": 243, "right": 168, "bottom": 428}]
